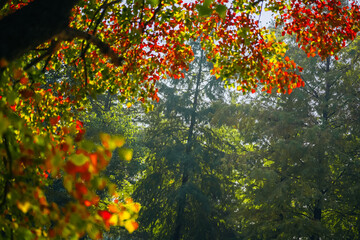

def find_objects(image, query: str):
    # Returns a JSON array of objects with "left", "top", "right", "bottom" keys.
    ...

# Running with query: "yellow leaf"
[
  {"left": 34, "top": 229, "right": 42, "bottom": 237},
  {"left": 129, "top": 202, "right": 141, "bottom": 213},
  {"left": 119, "top": 211, "right": 131, "bottom": 221},
  {"left": 17, "top": 201, "right": 31, "bottom": 213},
  {"left": 12, "top": 222, "right": 18, "bottom": 229},
  {"left": 124, "top": 220, "right": 138, "bottom": 234},
  {"left": 119, "top": 148, "right": 133, "bottom": 161},
  {"left": 101, "top": 134, "right": 125, "bottom": 150},
  {"left": 109, "top": 214, "right": 118, "bottom": 226},
  {"left": 113, "top": 135, "right": 125, "bottom": 148}
]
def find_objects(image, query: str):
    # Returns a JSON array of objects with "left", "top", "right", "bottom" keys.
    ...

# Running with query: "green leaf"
[
  {"left": 7, "top": 91, "right": 18, "bottom": 105},
  {"left": 197, "top": 5, "right": 212, "bottom": 17},
  {"left": 147, "top": 0, "right": 159, "bottom": 7},
  {"left": 15, "top": 227, "right": 34, "bottom": 240},
  {"left": 0, "top": 114, "right": 9, "bottom": 135},
  {"left": 204, "top": 0, "right": 214, "bottom": 7},
  {"left": 215, "top": 5, "right": 227, "bottom": 18},
  {"left": 70, "top": 154, "right": 88, "bottom": 166}
]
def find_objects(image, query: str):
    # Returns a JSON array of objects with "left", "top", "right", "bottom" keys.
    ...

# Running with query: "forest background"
[{"left": 0, "top": 0, "right": 359, "bottom": 239}]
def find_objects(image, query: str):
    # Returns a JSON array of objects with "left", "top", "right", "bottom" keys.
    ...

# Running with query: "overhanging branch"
[
  {"left": 59, "top": 27, "right": 124, "bottom": 66},
  {"left": 24, "top": 40, "right": 61, "bottom": 71},
  {"left": 0, "top": 0, "right": 78, "bottom": 64},
  {"left": 142, "top": 0, "right": 163, "bottom": 33}
]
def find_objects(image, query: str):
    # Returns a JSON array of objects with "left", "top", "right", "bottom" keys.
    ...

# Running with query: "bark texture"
[{"left": 0, "top": 0, "right": 78, "bottom": 63}]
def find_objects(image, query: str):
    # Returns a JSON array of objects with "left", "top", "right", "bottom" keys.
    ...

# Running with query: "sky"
[{"left": 259, "top": 7, "right": 275, "bottom": 27}]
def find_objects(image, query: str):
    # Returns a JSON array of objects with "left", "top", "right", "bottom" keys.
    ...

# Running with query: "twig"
[
  {"left": 81, "top": 52, "right": 88, "bottom": 87},
  {"left": 59, "top": 27, "right": 124, "bottom": 66},
  {"left": 80, "top": 0, "right": 109, "bottom": 58},
  {"left": 24, "top": 40, "right": 60, "bottom": 71},
  {"left": 141, "top": 0, "right": 163, "bottom": 33},
  {"left": 251, "top": 0, "right": 265, "bottom": 6}
]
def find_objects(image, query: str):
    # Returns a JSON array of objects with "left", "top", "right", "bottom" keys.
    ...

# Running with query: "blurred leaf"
[
  {"left": 147, "top": 0, "right": 159, "bottom": 7},
  {"left": 215, "top": 4, "right": 227, "bottom": 18},
  {"left": 197, "top": 5, "right": 212, "bottom": 17},
  {"left": 119, "top": 148, "right": 133, "bottom": 161},
  {"left": 70, "top": 153, "right": 88, "bottom": 166},
  {"left": 125, "top": 220, "right": 138, "bottom": 233},
  {"left": 17, "top": 201, "right": 31, "bottom": 213}
]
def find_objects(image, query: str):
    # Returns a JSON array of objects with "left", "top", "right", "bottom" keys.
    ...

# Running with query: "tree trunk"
[
  {"left": 311, "top": 57, "right": 331, "bottom": 240},
  {"left": 172, "top": 49, "right": 203, "bottom": 240},
  {"left": 0, "top": 0, "right": 78, "bottom": 63},
  {"left": 310, "top": 202, "right": 322, "bottom": 240}
]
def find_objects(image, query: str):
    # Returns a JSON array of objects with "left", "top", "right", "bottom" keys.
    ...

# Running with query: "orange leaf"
[
  {"left": 84, "top": 200, "right": 92, "bottom": 207},
  {"left": 108, "top": 204, "right": 120, "bottom": 213},
  {"left": 75, "top": 182, "right": 88, "bottom": 195}
]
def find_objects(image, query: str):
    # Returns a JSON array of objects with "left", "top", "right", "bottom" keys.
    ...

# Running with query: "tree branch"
[
  {"left": 59, "top": 27, "right": 124, "bottom": 66},
  {"left": 142, "top": 0, "right": 163, "bottom": 33},
  {"left": 0, "top": 135, "right": 13, "bottom": 211},
  {"left": 80, "top": 0, "right": 109, "bottom": 64},
  {"left": 0, "top": 0, "right": 78, "bottom": 64},
  {"left": 251, "top": 0, "right": 265, "bottom": 6},
  {"left": 24, "top": 39, "right": 60, "bottom": 71}
]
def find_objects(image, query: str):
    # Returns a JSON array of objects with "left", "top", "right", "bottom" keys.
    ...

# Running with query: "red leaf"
[
  {"left": 19, "top": 77, "right": 29, "bottom": 85},
  {"left": 19, "top": 89, "right": 34, "bottom": 99},
  {"left": 98, "top": 210, "right": 112, "bottom": 221},
  {"left": 76, "top": 120, "right": 84, "bottom": 130},
  {"left": 84, "top": 200, "right": 92, "bottom": 207},
  {"left": 49, "top": 116, "right": 60, "bottom": 125},
  {"left": 75, "top": 182, "right": 88, "bottom": 195}
]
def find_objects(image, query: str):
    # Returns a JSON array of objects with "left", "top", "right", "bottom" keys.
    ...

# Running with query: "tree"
[
  {"left": 131, "top": 41, "right": 242, "bottom": 239},
  {"left": 226, "top": 35, "right": 360, "bottom": 240},
  {"left": 0, "top": 0, "right": 359, "bottom": 238}
]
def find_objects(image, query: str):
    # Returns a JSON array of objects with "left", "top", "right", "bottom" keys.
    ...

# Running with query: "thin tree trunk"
[
  {"left": 311, "top": 57, "right": 331, "bottom": 240},
  {"left": 172, "top": 49, "right": 203, "bottom": 240},
  {"left": 310, "top": 201, "right": 322, "bottom": 240}
]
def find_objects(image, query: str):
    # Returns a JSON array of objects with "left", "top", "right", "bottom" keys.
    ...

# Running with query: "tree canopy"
[
  {"left": 0, "top": 0, "right": 360, "bottom": 239},
  {"left": 226, "top": 36, "right": 360, "bottom": 239}
]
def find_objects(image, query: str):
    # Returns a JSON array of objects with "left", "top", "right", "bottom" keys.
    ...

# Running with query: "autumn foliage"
[{"left": 0, "top": 0, "right": 359, "bottom": 238}]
